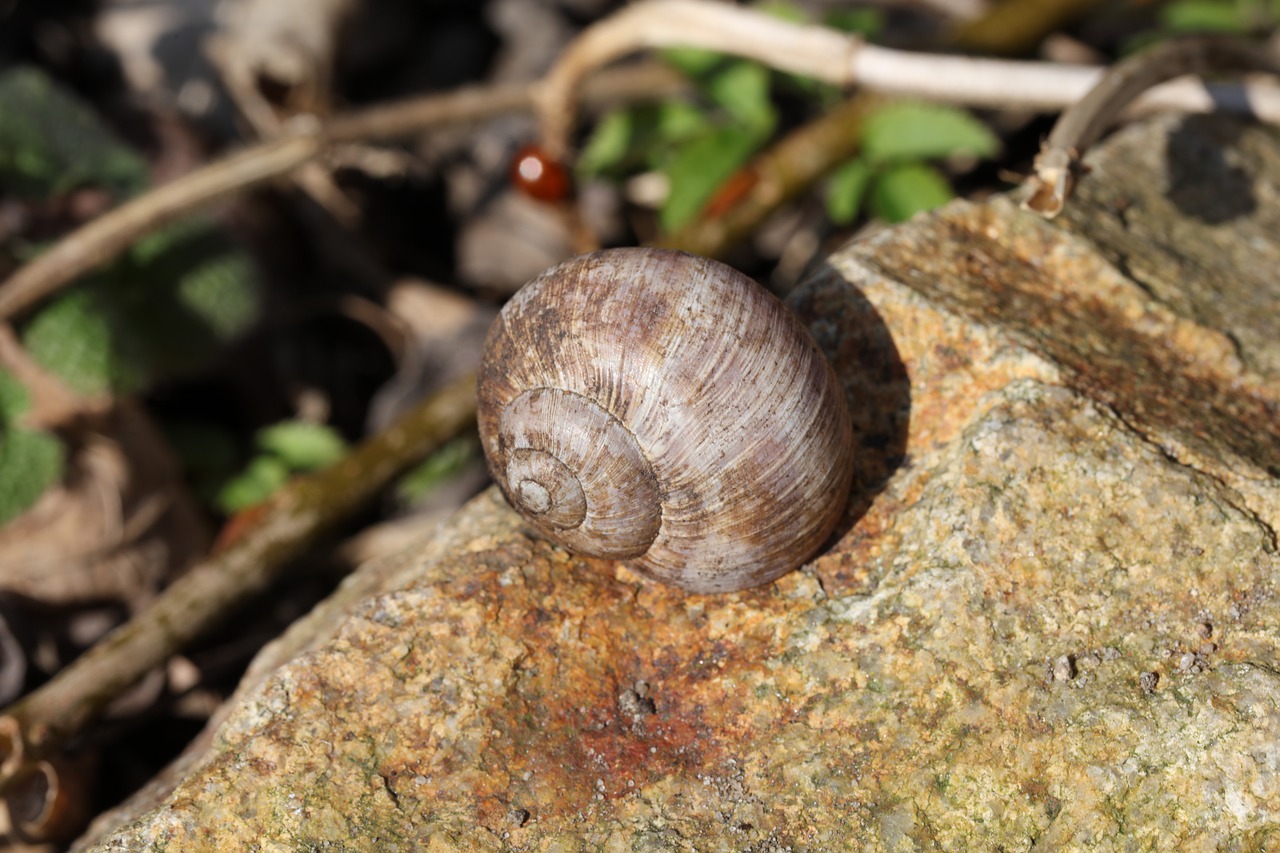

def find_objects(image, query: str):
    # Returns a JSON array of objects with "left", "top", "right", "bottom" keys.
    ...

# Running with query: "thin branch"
[
  {"left": 0, "top": 372, "right": 477, "bottom": 795},
  {"left": 0, "top": 65, "right": 686, "bottom": 326},
  {"left": 535, "top": 0, "right": 1280, "bottom": 156},
  {"left": 850, "top": 49, "right": 1280, "bottom": 115},
  {"left": 536, "top": 0, "right": 855, "bottom": 157},
  {"left": 914, "top": 0, "right": 991, "bottom": 20},
  {"left": 0, "top": 135, "right": 323, "bottom": 323},
  {"left": 1023, "top": 36, "right": 1280, "bottom": 217},
  {"left": 7, "top": 1, "right": 1280, "bottom": 323}
]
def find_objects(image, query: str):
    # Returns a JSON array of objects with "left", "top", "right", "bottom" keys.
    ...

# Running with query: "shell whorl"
[
  {"left": 477, "top": 248, "right": 854, "bottom": 594},
  {"left": 496, "top": 387, "right": 661, "bottom": 558}
]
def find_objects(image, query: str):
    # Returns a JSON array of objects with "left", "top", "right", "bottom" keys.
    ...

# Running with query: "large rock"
[{"left": 81, "top": 113, "right": 1280, "bottom": 850}]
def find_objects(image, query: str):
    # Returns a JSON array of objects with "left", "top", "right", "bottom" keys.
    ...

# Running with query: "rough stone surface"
[{"left": 80, "top": 113, "right": 1280, "bottom": 851}]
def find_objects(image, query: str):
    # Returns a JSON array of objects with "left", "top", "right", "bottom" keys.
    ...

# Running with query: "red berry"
[{"left": 510, "top": 144, "right": 572, "bottom": 202}]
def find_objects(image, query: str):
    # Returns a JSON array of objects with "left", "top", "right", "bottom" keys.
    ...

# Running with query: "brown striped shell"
[{"left": 477, "top": 248, "right": 853, "bottom": 593}]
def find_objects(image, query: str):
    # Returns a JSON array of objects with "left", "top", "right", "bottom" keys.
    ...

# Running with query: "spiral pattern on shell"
[{"left": 477, "top": 248, "right": 854, "bottom": 593}]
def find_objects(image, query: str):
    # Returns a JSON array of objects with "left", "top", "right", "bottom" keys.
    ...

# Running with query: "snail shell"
[{"left": 477, "top": 248, "right": 853, "bottom": 593}]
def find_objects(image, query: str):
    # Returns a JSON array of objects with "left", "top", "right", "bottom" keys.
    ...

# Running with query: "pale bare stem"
[
  {"left": 914, "top": 0, "right": 991, "bottom": 20},
  {"left": 1023, "top": 37, "right": 1280, "bottom": 218},
  {"left": 4, "top": 0, "right": 1280, "bottom": 325},
  {"left": 854, "top": 0, "right": 988, "bottom": 19},
  {"left": 535, "top": 0, "right": 857, "bottom": 158},
  {"left": 0, "top": 372, "right": 478, "bottom": 796},
  {"left": 851, "top": 44, "right": 1105, "bottom": 108},
  {"left": 326, "top": 62, "right": 685, "bottom": 143},
  {"left": 851, "top": 41, "right": 1280, "bottom": 121},
  {"left": 536, "top": 0, "right": 1280, "bottom": 157},
  {"left": 208, "top": 33, "right": 364, "bottom": 227},
  {"left": 326, "top": 82, "right": 535, "bottom": 142}
]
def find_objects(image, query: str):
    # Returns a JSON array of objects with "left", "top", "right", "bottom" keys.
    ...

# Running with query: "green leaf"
[
  {"left": 869, "top": 162, "right": 954, "bottom": 223},
  {"left": 860, "top": 102, "right": 999, "bottom": 166},
  {"left": 580, "top": 102, "right": 717, "bottom": 178},
  {"left": 0, "top": 67, "right": 148, "bottom": 199},
  {"left": 659, "top": 125, "right": 767, "bottom": 231},
  {"left": 257, "top": 421, "right": 347, "bottom": 472},
  {"left": 654, "top": 101, "right": 713, "bottom": 146},
  {"left": 661, "top": 47, "right": 727, "bottom": 78},
  {"left": 21, "top": 219, "right": 261, "bottom": 395},
  {"left": 0, "top": 370, "right": 30, "bottom": 424},
  {"left": 826, "top": 157, "right": 874, "bottom": 225},
  {"left": 216, "top": 455, "right": 289, "bottom": 513},
  {"left": 0, "top": 426, "right": 64, "bottom": 526},
  {"left": 21, "top": 284, "right": 143, "bottom": 396},
  {"left": 705, "top": 61, "right": 776, "bottom": 131},
  {"left": 168, "top": 236, "right": 261, "bottom": 342},
  {"left": 396, "top": 435, "right": 481, "bottom": 504},
  {"left": 577, "top": 109, "right": 635, "bottom": 177},
  {"left": 1159, "top": 0, "right": 1254, "bottom": 33}
]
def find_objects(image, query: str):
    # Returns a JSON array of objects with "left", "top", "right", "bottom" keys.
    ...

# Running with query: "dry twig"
[
  {"left": 0, "top": 135, "right": 323, "bottom": 323},
  {"left": 6, "top": 4, "right": 1280, "bottom": 323},
  {"left": 4, "top": 9, "right": 1280, "bottom": 791},
  {"left": 534, "top": 0, "right": 1280, "bottom": 156},
  {"left": 1023, "top": 36, "right": 1280, "bottom": 218},
  {"left": 0, "top": 65, "right": 686, "bottom": 325},
  {"left": 0, "top": 372, "right": 477, "bottom": 796}
]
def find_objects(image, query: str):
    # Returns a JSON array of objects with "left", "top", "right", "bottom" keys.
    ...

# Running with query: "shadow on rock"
[
  {"left": 1165, "top": 114, "right": 1255, "bottom": 224},
  {"left": 788, "top": 263, "right": 910, "bottom": 551}
]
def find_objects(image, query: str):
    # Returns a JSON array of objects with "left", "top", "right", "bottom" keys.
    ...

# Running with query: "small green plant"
[
  {"left": 577, "top": 3, "right": 882, "bottom": 232},
  {"left": 0, "top": 67, "right": 263, "bottom": 397},
  {"left": 21, "top": 220, "right": 262, "bottom": 396},
  {"left": 1123, "top": 0, "right": 1280, "bottom": 52},
  {"left": 827, "top": 101, "right": 999, "bottom": 225},
  {"left": 216, "top": 421, "right": 348, "bottom": 512},
  {"left": 574, "top": 5, "right": 996, "bottom": 231},
  {"left": 0, "top": 67, "right": 148, "bottom": 199},
  {"left": 578, "top": 49, "right": 779, "bottom": 231},
  {"left": 0, "top": 370, "right": 64, "bottom": 526}
]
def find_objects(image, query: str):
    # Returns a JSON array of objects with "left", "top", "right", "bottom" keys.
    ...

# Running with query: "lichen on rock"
[{"left": 80, "top": 113, "right": 1280, "bottom": 851}]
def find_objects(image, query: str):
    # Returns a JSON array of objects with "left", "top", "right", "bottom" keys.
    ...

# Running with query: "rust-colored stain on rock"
[{"left": 82, "top": 114, "right": 1280, "bottom": 851}]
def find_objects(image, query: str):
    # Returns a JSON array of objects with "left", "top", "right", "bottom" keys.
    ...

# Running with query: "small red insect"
[{"left": 510, "top": 144, "right": 572, "bottom": 202}]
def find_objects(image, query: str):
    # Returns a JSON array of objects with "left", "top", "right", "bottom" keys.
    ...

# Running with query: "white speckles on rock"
[
  {"left": 78, "top": 115, "right": 1280, "bottom": 852},
  {"left": 1053, "top": 655, "right": 1076, "bottom": 683}
]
